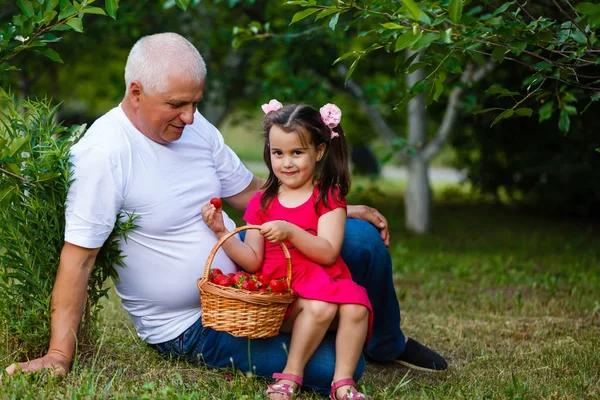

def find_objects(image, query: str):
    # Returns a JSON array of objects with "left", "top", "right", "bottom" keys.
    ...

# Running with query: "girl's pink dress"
[{"left": 243, "top": 187, "right": 373, "bottom": 340}]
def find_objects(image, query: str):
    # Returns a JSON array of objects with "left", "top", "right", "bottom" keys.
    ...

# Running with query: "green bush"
[{"left": 0, "top": 89, "right": 135, "bottom": 359}]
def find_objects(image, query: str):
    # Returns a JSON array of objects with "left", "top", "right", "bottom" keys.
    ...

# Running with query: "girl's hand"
[
  {"left": 260, "top": 220, "right": 292, "bottom": 243},
  {"left": 201, "top": 203, "right": 227, "bottom": 237}
]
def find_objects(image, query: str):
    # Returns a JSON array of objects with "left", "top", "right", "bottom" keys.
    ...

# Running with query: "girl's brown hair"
[{"left": 260, "top": 104, "right": 351, "bottom": 213}]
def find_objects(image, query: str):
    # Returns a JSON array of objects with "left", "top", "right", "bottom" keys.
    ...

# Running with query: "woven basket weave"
[{"left": 197, "top": 225, "right": 297, "bottom": 339}]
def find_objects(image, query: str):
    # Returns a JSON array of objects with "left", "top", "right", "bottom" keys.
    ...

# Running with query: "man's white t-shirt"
[{"left": 64, "top": 105, "right": 253, "bottom": 344}]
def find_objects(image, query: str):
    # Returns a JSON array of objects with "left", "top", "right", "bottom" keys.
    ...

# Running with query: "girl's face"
[{"left": 268, "top": 125, "right": 325, "bottom": 192}]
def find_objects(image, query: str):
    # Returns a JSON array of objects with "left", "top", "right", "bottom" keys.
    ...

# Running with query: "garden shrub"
[{"left": 0, "top": 89, "right": 136, "bottom": 359}]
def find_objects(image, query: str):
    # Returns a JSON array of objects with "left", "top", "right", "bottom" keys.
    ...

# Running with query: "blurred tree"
[{"left": 232, "top": 0, "right": 600, "bottom": 232}]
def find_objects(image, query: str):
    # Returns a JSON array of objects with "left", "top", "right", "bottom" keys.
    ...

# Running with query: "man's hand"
[
  {"left": 5, "top": 351, "right": 70, "bottom": 377},
  {"left": 347, "top": 205, "right": 390, "bottom": 246}
]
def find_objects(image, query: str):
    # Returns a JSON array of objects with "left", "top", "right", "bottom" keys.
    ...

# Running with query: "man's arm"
[
  {"left": 223, "top": 176, "right": 265, "bottom": 211},
  {"left": 5, "top": 242, "right": 100, "bottom": 376}
]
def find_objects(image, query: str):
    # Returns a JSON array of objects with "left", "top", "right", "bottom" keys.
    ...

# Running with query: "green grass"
[{"left": 1, "top": 184, "right": 599, "bottom": 399}]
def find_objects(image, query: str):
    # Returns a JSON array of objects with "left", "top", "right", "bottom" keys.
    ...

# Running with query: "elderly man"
[{"left": 5, "top": 32, "right": 446, "bottom": 395}]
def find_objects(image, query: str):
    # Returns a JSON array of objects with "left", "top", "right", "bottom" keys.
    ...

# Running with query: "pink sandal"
[
  {"left": 329, "top": 379, "right": 372, "bottom": 400},
  {"left": 265, "top": 372, "right": 303, "bottom": 399}
]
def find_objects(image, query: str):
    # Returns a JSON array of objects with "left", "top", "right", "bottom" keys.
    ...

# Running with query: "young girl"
[{"left": 202, "top": 99, "right": 372, "bottom": 400}]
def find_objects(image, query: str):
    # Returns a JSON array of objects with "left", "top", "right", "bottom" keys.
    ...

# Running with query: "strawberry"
[
  {"left": 209, "top": 268, "right": 223, "bottom": 281},
  {"left": 210, "top": 197, "right": 222, "bottom": 208},
  {"left": 227, "top": 272, "right": 235, "bottom": 279},
  {"left": 242, "top": 280, "right": 259, "bottom": 291},
  {"left": 232, "top": 273, "right": 247, "bottom": 288},
  {"left": 269, "top": 279, "right": 289, "bottom": 293},
  {"left": 259, "top": 287, "right": 270, "bottom": 293},
  {"left": 255, "top": 273, "right": 271, "bottom": 288},
  {"left": 212, "top": 274, "right": 233, "bottom": 287}
]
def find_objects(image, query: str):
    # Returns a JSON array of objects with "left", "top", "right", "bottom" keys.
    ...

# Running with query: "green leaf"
[
  {"left": 407, "top": 61, "right": 428, "bottom": 74},
  {"left": 328, "top": 13, "right": 339, "bottom": 31},
  {"left": 440, "top": 28, "right": 453, "bottom": 43},
  {"left": 402, "top": 0, "right": 421, "bottom": 21},
  {"left": 558, "top": 110, "right": 570, "bottom": 133},
  {"left": 58, "top": 5, "right": 77, "bottom": 20},
  {"left": 34, "top": 47, "right": 63, "bottom": 63},
  {"left": 562, "top": 104, "right": 578, "bottom": 115},
  {"left": 290, "top": 8, "right": 319, "bottom": 24},
  {"left": 473, "top": 107, "right": 504, "bottom": 114},
  {"left": 575, "top": 2, "right": 600, "bottom": 15},
  {"left": 344, "top": 56, "right": 360, "bottom": 85},
  {"left": 491, "top": 46, "right": 505, "bottom": 63},
  {"left": 433, "top": 78, "right": 444, "bottom": 101},
  {"left": 493, "top": 2, "right": 512, "bottom": 16},
  {"left": 412, "top": 33, "right": 438, "bottom": 50},
  {"left": 448, "top": 0, "right": 463, "bottom": 23},
  {"left": 17, "top": 0, "right": 35, "bottom": 18},
  {"left": 380, "top": 22, "right": 404, "bottom": 30},
  {"left": 81, "top": 6, "right": 106, "bottom": 16},
  {"left": 486, "top": 84, "right": 519, "bottom": 97},
  {"left": 105, "top": 0, "right": 119, "bottom": 19},
  {"left": 332, "top": 51, "right": 357, "bottom": 66},
  {"left": 0, "top": 186, "right": 17, "bottom": 205},
  {"left": 538, "top": 101, "right": 554, "bottom": 122},
  {"left": 409, "top": 79, "right": 426, "bottom": 95},
  {"left": 65, "top": 17, "right": 83, "bottom": 32},
  {"left": 442, "top": 56, "right": 462, "bottom": 74},
  {"left": 174, "top": 0, "right": 190, "bottom": 11},
  {"left": 570, "top": 28, "right": 587, "bottom": 44},
  {"left": 514, "top": 108, "right": 533, "bottom": 117},
  {"left": 395, "top": 30, "right": 421, "bottom": 52},
  {"left": 316, "top": 8, "right": 339, "bottom": 21},
  {"left": 491, "top": 109, "right": 514, "bottom": 126}
]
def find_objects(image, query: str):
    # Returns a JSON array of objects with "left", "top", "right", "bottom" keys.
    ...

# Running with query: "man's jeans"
[{"left": 152, "top": 219, "right": 406, "bottom": 395}]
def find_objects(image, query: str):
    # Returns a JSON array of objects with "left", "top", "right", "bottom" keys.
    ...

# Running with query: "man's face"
[{"left": 131, "top": 75, "right": 205, "bottom": 144}]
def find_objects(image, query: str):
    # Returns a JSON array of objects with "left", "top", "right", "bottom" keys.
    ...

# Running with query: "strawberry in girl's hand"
[
  {"left": 210, "top": 198, "right": 222, "bottom": 208},
  {"left": 213, "top": 275, "right": 233, "bottom": 287}
]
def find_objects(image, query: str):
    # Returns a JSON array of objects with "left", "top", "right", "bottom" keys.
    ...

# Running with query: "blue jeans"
[{"left": 152, "top": 218, "right": 405, "bottom": 395}]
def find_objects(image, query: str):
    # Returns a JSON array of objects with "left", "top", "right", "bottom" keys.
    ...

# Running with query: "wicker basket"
[{"left": 197, "top": 225, "right": 297, "bottom": 339}]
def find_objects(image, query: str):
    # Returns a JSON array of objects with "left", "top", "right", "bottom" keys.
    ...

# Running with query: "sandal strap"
[
  {"left": 330, "top": 379, "right": 356, "bottom": 393},
  {"left": 272, "top": 372, "right": 303, "bottom": 386},
  {"left": 266, "top": 382, "right": 298, "bottom": 397},
  {"left": 329, "top": 379, "right": 372, "bottom": 400}
]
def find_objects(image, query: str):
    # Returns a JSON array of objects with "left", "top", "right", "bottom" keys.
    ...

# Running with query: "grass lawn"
[{"left": 1, "top": 183, "right": 599, "bottom": 399}]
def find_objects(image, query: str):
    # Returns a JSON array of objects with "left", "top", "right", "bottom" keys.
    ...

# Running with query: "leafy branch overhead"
[{"left": 277, "top": 0, "right": 600, "bottom": 133}]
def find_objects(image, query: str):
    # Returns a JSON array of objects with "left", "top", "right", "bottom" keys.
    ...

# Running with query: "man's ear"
[
  {"left": 316, "top": 143, "right": 327, "bottom": 161},
  {"left": 128, "top": 81, "right": 142, "bottom": 108}
]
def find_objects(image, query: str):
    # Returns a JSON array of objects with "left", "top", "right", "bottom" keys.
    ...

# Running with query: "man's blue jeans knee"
[{"left": 341, "top": 218, "right": 406, "bottom": 361}]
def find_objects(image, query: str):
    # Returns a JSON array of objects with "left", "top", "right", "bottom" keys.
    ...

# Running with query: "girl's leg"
[
  {"left": 268, "top": 298, "right": 338, "bottom": 399},
  {"left": 332, "top": 304, "right": 369, "bottom": 399}
]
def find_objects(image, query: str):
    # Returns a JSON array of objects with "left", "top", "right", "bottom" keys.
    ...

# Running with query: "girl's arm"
[
  {"left": 260, "top": 207, "right": 346, "bottom": 266},
  {"left": 202, "top": 203, "right": 264, "bottom": 273},
  {"left": 217, "top": 229, "right": 264, "bottom": 273}
]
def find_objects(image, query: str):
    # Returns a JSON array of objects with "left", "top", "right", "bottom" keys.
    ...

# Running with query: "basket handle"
[{"left": 202, "top": 225, "right": 292, "bottom": 288}]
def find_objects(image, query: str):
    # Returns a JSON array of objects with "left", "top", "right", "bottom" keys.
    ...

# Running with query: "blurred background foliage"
[{"left": 1, "top": 0, "right": 599, "bottom": 221}]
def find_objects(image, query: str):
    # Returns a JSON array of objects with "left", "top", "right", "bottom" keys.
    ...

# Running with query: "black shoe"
[{"left": 394, "top": 338, "right": 448, "bottom": 372}]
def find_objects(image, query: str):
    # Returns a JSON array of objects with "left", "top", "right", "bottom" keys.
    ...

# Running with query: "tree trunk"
[{"left": 405, "top": 51, "right": 431, "bottom": 233}]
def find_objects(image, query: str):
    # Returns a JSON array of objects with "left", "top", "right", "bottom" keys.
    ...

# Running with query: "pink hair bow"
[
  {"left": 320, "top": 103, "right": 342, "bottom": 138},
  {"left": 261, "top": 99, "right": 283, "bottom": 114}
]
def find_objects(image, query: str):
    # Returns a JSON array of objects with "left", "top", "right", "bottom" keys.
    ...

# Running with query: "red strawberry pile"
[{"left": 209, "top": 268, "right": 290, "bottom": 293}]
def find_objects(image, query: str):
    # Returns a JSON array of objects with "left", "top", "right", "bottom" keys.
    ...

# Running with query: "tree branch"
[
  {"left": 422, "top": 61, "right": 495, "bottom": 162},
  {"left": 336, "top": 64, "right": 399, "bottom": 147}
]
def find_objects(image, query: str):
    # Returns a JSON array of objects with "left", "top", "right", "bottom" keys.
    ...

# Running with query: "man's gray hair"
[{"left": 124, "top": 32, "right": 207, "bottom": 95}]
